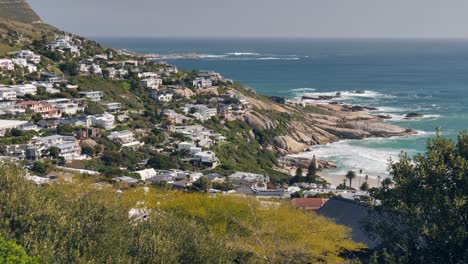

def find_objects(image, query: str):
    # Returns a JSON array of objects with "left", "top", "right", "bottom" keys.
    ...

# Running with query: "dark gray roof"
[{"left": 317, "top": 197, "right": 384, "bottom": 249}]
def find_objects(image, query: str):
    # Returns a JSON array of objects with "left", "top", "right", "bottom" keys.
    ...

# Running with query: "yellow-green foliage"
[
  {"left": 0, "top": 163, "right": 362, "bottom": 263},
  {"left": 123, "top": 189, "right": 363, "bottom": 263}
]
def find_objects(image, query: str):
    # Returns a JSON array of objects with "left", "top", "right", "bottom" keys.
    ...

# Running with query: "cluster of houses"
[
  {"left": 0, "top": 35, "right": 372, "bottom": 207},
  {"left": 0, "top": 49, "right": 41, "bottom": 72}
]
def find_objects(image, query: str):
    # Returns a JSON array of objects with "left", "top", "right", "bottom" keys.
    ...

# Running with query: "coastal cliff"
[{"left": 229, "top": 86, "right": 414, "bottom": 158}]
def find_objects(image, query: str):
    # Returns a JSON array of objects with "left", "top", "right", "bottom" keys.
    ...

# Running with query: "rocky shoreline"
[{"left": 238, "top": 90, "right": 421, "bottom": 179}]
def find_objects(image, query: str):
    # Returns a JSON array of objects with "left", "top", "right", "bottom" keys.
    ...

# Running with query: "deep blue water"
[{"left": 95, "top": 38, "right": 468, "bottom": 177}]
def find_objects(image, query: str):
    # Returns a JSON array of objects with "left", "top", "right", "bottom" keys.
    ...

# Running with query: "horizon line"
[{"left": 87, "top": 36, "right": 468, "bottom": 41}]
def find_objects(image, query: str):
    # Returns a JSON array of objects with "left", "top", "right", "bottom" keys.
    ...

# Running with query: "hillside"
[{"left": 0, "top": 0, "right": 42, "bottom": 23}]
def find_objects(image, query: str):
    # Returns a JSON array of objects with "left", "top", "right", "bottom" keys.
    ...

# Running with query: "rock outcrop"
[
  {"left": 171, "top": 88, "right": 195, "bottom": 98},
  {"left": 232, "top": 89, "right": 416, "bottom": 155}
]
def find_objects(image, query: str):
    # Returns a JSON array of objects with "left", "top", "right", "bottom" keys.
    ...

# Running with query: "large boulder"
[
  {"left": 244, "top": 112, "right": 275, "bottom": 130},
  {"left": 273, "top": 136, "right": 309, "bottom": 154}
]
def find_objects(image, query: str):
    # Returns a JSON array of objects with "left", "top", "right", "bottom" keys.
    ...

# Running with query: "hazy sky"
[{"left": 28, "top": 0, "right": 468, "bottom": 39}]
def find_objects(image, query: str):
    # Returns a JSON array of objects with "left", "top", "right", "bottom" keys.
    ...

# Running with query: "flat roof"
[{"left": 0, "top": 120, "right": 28, "bottom": 129}]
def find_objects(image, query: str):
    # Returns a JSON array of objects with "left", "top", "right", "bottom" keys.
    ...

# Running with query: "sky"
[{"left": 28, "top": 0, "right": 468, "bottom": 39}]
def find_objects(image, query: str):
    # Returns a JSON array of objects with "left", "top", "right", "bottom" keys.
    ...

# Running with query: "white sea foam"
[
  {"left": 291, "top": 88, "right": 317, "bottom": 92},
  {"left": 295, "top": 140, "right": 401, "bottom": 177},
  {"left": 300, "top": 90, "right": 396, "bottom": 100},
  {"left": 226, "top": 52, "right": 260, "bottom": 56},
  {"left": 381, "top": 113, "right": 442, "bottom": 122},
  {"left": 257, "top": 57, "right": 300, "bottom": 60},
  {"left": 293, "top": 132, "right": 434, "bottom": 178},
  {"left": 202, "top": 54, "right": 228, "bottom": 58}
]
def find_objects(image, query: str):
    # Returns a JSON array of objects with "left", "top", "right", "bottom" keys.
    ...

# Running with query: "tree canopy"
[{"left": 369, "top": 131, "right": 468, "bottom": 263}]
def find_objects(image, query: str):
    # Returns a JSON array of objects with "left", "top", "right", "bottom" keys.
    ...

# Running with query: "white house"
[
  {"left": 12, "top": 58, "right": 27, "bottom": 67},
  {"left": 88, "top": 113, "right": 115, "bottom": 130},
  {"left": 138, "top": 72, "right": 159, "bottom": 78},
  {"left": 47, "top": 35, "right": 80, "bottom": 54},
  {"left": 53, "top": 103, "right": 82, "bottom": 115},
  {"left": 0, "top": 89, "right": 17, "bottom": 101},
  {"left": 192, "top": 78, "right": 212, "bottom": 88},
  {"left": 184, "top": 104, "right": 217, "bottom": 121},
  {"left": 151, "top": 91, "right": 173, "bottom": 102},
  {"left": 104, "top": 102, "right": 122, "bottom": 111},
  {"left": 228, "top": 172, "right": 268, "bottom": 186},
  {"left": 0, "top": 59, "right": 14, "bottom": 71},
  {"left": 194, "top": 151, "right": 219, "bottom": 167},
  {"left": 141, "top": 78, "right": 163, "bottom": 89},
  {"left": 80, "top": 91, "right": 103, "bottom": 102},
  {"left": 0, "top": 119, "right": 28, "bottom": 136},
  {"left": 17, "top": 50, "right": 41, "bottom": 64},
  {"left": 10, "top": 84, "right": 37, "bottom": 96},
  {"left": 135, "top": 168, "right": 158, "bottom": 181},
  {"left": 178, "top": 141, "right": 195, "bottom": 151},
  {"left": 108, "top": 130, "right": 142, "bottom": 148},
  {"left": 25, "top": 64, "right": 37, "bottom": 73},
  {"left": 33, "top": 135, "right": 82, "bottom": 160}
]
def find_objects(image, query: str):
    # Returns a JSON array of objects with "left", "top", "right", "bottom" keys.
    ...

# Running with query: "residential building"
[
  {"left": 104, "top": 102, "right": 122, "bottom": 111},
  {"left": 184, "top": 104, "right": 217, "bottom": 121},
  {"left": 10, "top": 84, "right": 37, "bottom": 96},
  {"left": 135, "top": 168, "right": 158, "bottom": 181},
  {"left": 0, "top": 119, "right": 28, "bottom": 136},
  {"left": 228, "top": 172, "right": 268, "bottom": 187},
  {"left": 112, "top": 176, "right": 139, "bottom": 185},
  {"left": 291, "top": 198, "right": 329, "bottom": 211},
  {"left": 47, "top": 35, "right": 80, "bottom": 54},
  {"left": 138, "top": 72, "right": 158, "bottom": 78},
  {"left": 162, "top": 109, "right": 190, "bottom": 125},
  {"left": 193, "top": 151, "right": 219, "bottom": 167},
  {"left": 50, "top": 101, "right": 83, "bottom": 115},
  {"left": 16, "top": 101, "right": 61, "bottom": 119},
  {"left": 0, "top": 59, "right": 14, "bottom": 71},
  {"left": 16, "top": 50, "right": 41, "bottom": 64},
  {"left": 178, "top": 141, "right": 195, "bottom": 151},
  {"left": 192, "top": 78, "right": 212, "bottom": 88},
  {"left": 12, "top": 58, "right": 27, "bottom": 67},
  {"left": 88, "top": 113, "right": 115, "bottom": 130},
  {"left": 0, "top": 89, "right": 16, "bottom": 101},
  {"left": 80, "top": 91, "right": 103, "bottom": 102},
  {"left": 141, "top": 78, "right": 163, "bottom": 89},
  {"left": 108, "top": 130, "right": 142, "bottom": 148},
  {"left": 151, "top": 91, "right": 173, "bottom": 102},
  {"left": 41, "top": 73, "right": 67, "bottom": 83}
]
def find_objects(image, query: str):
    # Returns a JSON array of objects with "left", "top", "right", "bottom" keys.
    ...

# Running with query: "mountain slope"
[{"left": 0, "top": 0, "right": 42, "bottom": 23}]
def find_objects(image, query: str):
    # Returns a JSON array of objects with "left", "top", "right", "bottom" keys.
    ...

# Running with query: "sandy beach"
[{"left": 318, "top": 172, "right": 382, "bottom": 189}]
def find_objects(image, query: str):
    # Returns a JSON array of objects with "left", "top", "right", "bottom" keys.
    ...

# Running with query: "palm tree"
[{"left": 345, "top": 170, "right": 357, "bottom": 188}]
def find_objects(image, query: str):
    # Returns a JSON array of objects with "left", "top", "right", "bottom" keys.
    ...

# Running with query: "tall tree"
[
  {"left": 295, "top": 167, "right": 303, "bottom": 178},
  {"left": 305, "top": 156, "right": 318, "bottom": 183},
  {"left": 370, "top": 131, "right": 468, "bottom": 263},
  {"left": 345, "top": 170, "right": 356, "bottom": 188}
]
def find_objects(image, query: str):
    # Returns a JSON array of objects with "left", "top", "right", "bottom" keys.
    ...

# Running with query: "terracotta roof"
[
  {"left": 17, "top": 100, "right": 40, "bottom": 105},
  {"left": 291, "top": 198, "right": 328, "bottom": 210}
]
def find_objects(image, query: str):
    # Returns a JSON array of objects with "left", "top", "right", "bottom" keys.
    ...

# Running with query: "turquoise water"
[{"left": 96, "top": 38, "right": 468, "bottom": 177}]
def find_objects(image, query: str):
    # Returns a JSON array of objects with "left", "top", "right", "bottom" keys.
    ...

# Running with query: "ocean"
[{"left": 95, "top": 37, "right": 468, "bottom": 178}]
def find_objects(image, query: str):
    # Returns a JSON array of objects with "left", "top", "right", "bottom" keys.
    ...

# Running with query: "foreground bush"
[{"left": 0, "top": 163, "right": 360, "bottom": 263}]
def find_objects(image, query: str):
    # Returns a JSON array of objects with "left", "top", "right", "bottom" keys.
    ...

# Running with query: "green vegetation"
[
  {"left": 204, "top": 119, "right": 288, "bottom": 183},
  {"left": 369, "top": 131, "right": 468, "bottom": 263},
  {"left": 0, "top": 235, "right": 38, "bottom": 264},
  {"left": 0, "top": 163, "right": 361, "bottom": 263}
]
